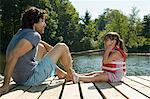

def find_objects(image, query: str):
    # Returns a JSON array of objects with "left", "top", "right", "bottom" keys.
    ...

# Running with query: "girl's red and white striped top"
[{"left": 102, "top": 47, "right": 126, "bottom": 73}]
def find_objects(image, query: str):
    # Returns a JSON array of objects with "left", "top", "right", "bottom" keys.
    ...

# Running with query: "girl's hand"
[
  {"left": 116, "top": 45, "right": 120, "bottom": 49},
  {"left": 105, "top": 45, "right": 113, "bottom": 52},
  {"left": 105, "top": 41, "right": 115, "bottom": 51}
]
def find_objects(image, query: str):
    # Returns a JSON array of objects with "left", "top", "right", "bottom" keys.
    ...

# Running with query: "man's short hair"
[{"left": 21, "top": 7, "right": 47, "bottom": 29}]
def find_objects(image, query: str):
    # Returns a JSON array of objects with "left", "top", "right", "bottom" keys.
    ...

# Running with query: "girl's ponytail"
[{"left": 119, "top": 39, "right": 128, "bottom": 53}]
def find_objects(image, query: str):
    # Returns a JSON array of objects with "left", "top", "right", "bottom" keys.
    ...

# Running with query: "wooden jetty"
[{"left": 0, "top": 76, "right": 150, "bottom": 99}]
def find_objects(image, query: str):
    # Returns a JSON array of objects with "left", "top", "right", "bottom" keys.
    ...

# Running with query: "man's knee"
[
  {"left": 56, "top": 43, "right": 69, "bottom": 51},
  {"left": 38, "top": 43, "right": 46, "bottom": 51},
  {"left": 38, "top": 43, "right": 47, "bottom": 55}
]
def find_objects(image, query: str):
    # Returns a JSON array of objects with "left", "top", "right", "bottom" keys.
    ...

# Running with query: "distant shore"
[
  {"left": 127, "top": 53, "right": 150, "bottom": 56},
  {"left": 71, "top": 49, "right": 150, "bottom": 56}
]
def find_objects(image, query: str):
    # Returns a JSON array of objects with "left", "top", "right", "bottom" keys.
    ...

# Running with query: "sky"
[{"left": 69, "top": 0, "right": 150, "bottom": 19}]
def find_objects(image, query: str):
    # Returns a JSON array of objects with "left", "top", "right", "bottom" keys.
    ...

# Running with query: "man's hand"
[
  {"left": 40, "top": 40, "right": 53, "bottom": 52},
  {"left": 0, "top": 85, "right": 9, "bottom": 96}
]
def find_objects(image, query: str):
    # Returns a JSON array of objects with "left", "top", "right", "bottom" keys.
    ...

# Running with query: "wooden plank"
[
  {"left": 17, "top": 77, "right": 55, "bottom": 99},
  {"left": 137, "top": 76, "right": 150, "bottom": 81},
  {"left": 0, "top": 81, "right": 17, "bottom": 90},
  {"left": 80, "top": 83, "right": 103, "bottom": 99},
  {"left": 0, "top": 80, "right": 3, "bottom": 84},
  {"left": 122, "top": 77, "right": 150, "bottom": 98},
  {"left": 17, "top": 84, "right": 48, "bottom": 99},
  {"left": 110, "top": 82, "right": 149, "bottom": 99},
  {"left": 127, "top": 76, "right": 150, "bottom": 87},
  {"left": 0, "top": 75, "right": 4, "bottom": 84},
  {"left": 39, "top": 79, "right": 65, "bottom": 99},
  {"left": 0, "top": 78, "right": 13, "bottom": 84},
  {"left": 0, "top": 86, "right": 30, "bottom": 99},
  {"left": 44, "top": 76, "right": 55, "bottom": 82},
  {"left": 0, "top": 82, "right": 3, "bottom": 86},
  {"left": 1, "top": 76, "right": 150, "bottom": 99},
  {"left": 95, "top": 82, "right": 126, "bottom": 99},
  {"left": 61, "top": 82, "right": 80, "bottom": 99},
  {"left": 0, "top": 81, "right": 20, "bottom": 99},
  {"left": 0, "top": 77, "right": 53, "bottom": 99}
]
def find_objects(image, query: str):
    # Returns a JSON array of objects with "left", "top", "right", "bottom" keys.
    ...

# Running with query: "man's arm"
[
  {"left": 40, "top": 40, "right": 53, "bottom": 52},
  {"left": 0, "top": 39, "right": 33, "bottom": 94}
]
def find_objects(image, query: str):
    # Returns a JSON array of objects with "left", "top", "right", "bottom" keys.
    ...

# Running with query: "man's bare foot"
[
  {"left": 65, "top": 68, "right": 74, "bottom": 82},
  {"left": 65, "top": 75, "right": 72, "bottom": 82},
  {"left": 71, "top": 69, "right": 79, "bottom": 83}
]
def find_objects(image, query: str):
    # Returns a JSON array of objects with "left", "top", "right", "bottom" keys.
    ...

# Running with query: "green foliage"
[
  {"left": 81, "top": 10, "right": 91, "bottom": 25},
  {"left": 96, "top": 8, "right": 146, "bottom": 49},
  {"left": 96, "top": 14, "right": 107, "bottom": 31},
  {"left": 49, "top": 0, "right": 80, "bottom": 50},
  {"left": 38, "top": 0, "right": 59, "bottom": 46},
  {"left": 0, "top": 1, "right": 149, "bottom": 53},
  {"left": 77, "top": 11, "right": 100, "bottom": 51},
  {"left": 143, "top": 14, "right": 150, "bottom": 38},
  {"left": 104, "top": 9, "right": 129, "bottom": 41},
  {"left": 127, "top": 7, "right": 144, "bottom": 48},
  {"left": 0, "top": 0, "right": 41, "bottom": 52}
]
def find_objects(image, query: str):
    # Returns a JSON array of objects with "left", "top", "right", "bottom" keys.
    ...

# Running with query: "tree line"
[{"left": 0, "top": 0, "right": 150, "bottom": 53}]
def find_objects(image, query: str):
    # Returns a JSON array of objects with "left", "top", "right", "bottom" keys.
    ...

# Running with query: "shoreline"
[
  {"left": 127, "top": 53, "right": 150, "bottom": 56},
  {"left": 71, "top": 49, "right": 150, "bottom": 56}
]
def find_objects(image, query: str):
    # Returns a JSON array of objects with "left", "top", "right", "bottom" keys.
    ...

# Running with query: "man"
[{"left": 0, "top": 6, "right": 73, "bottom": 95}]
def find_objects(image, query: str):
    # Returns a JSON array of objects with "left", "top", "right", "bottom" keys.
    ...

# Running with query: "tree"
[
  {"left": 141, "top": 14, "right": 150, "bottom": 52},
  {"left": 143, "top": 14, "right": 150, "bottom": 38},
  {"left": 81, "top": 10, "right": 91, "bottom": 25},
  {"left": 0, "top": 0, "right": 59, "bottom": 52},
  {"left": 0, "top": 1, "right": 149, "bottom": 53},
  {"left": 78, "top": 10, "right": 99, "bottom": 50},
  {"left": 96, "top": 11, "right": 107, "bottom": 31},
  {"left": 50, "top": 0, "right": 80, "bottom": 51},
  {"left": 38, "top": 0, "right": 58, "bottom": 46},
  {"left": 97, "top": 8, "right": 145, "bottom": 48},
  {"left": 102, "top": 9, "right": 129, "bottom": 47},
  {"left": 0, "top": 0, "right": 42, "bottom": 53},
  {"left": 128, "top": 7, "right": 145, "bottom": 47}
]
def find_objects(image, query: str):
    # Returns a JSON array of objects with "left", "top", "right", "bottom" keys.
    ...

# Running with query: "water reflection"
[{"left": 73, "top": 55, "right": 150, "bottom": 76}]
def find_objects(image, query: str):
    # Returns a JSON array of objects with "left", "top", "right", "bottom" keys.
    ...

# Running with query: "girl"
[{"left": 72, "top": 32, "right": 127, "bottom": 83}]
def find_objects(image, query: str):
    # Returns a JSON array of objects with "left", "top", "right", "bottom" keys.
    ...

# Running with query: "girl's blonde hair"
[{"left": 104, "top": 32, "right": 127, "bottom": 53}]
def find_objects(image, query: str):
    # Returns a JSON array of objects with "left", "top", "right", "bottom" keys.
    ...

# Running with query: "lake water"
[
  {"left": 0, "top": 54, "right": 150, "bottom": 76},
  {"left": 72, "top": 55, "right": 150, "bottom": 76}
]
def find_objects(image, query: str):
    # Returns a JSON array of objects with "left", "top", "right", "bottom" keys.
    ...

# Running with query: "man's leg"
[
  {"left": 47, "top": 43, "right": 73, "bottom": 81},
  {"left": 36, "top": 43, "right": 47, "bottom": 60},
  {"left": 56, "top": 66, "right": 67, "bottom": 79},
  {"left": 37, "top": 43, "right": 73, "bottom": 80}
]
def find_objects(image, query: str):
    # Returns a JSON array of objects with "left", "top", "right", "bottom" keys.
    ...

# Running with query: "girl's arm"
[{"left": 102, "top": 49, "right": 122, "bottom": 64}]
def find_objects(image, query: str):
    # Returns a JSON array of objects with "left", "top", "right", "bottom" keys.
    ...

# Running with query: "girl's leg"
[
  {"left": 78, "top": 72, "right": 109, "bottom": 83},
  {"left": 80, "top": 71, "right": 103, "bottom": 76}
]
